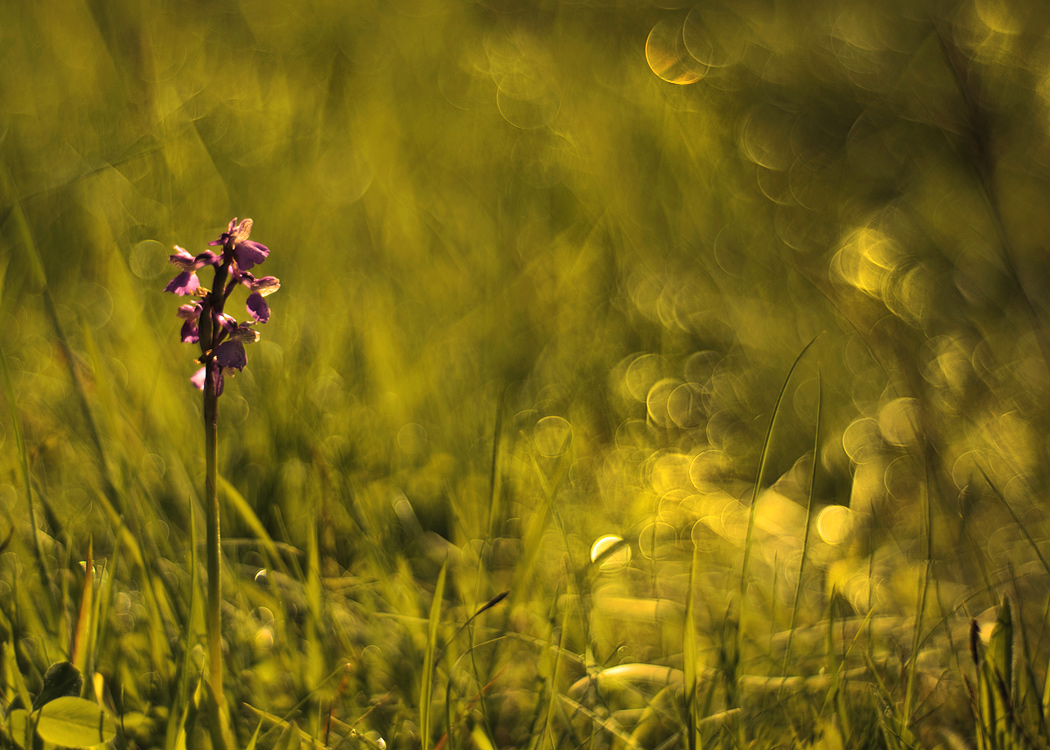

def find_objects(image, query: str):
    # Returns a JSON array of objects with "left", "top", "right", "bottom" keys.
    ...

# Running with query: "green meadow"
[{"left": 3, "top": 0, "right": 1050, "bottom": 747}]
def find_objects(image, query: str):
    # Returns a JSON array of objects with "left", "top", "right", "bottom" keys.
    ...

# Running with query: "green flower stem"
[
  {"left": 204, "top": 361, "right": 222, "bottom": 701},
  {"left": 204, "top": 362, "right": 233, "bottom": 750}
]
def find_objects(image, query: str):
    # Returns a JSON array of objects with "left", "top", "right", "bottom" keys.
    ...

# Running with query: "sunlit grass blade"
[
  {"left": 71, "top": 540, "right": 94, "bottom": 674},
  {"left": 557, "top": 693, "right": 644, "bottom": 749},
  {"left": 305, "top": 516, "right": 324, "bottom": 719},
  {"left": 243, "top": 717, "right": 265, "bottom": 750},
  {"left": 683, "top": 544, "right": 702, "bottom": 750},
  {"left": 422, "top": 557, "right": 448, "bottom": 750},
  {"left": 242, "top": 705, "right": 325, "bottom": 749},
  {"left": 901, "top": 559, "right": 930, "bottom": 732},
  {"left": 736, "top": 334, "right": 820, "bottom": 743},
  {"left": 739, "top": 334, "right": 820, "bottom": 599},
  {"left": 783, "top": 370, "right": 821, "bottom": 677},
  {"left": 166, "top": 497, "right": 201, "bottom": 750},
  {"left": 441, "top": 653, "right": 507, "bottom": 750},
  {"left": 980, "top": 467, "right": 1050, "bottom": 581},
  {"left": 0, "top": 157, "right": 120, "bottom": 513},
  {"left": 0, "top": 341, "right": 54, "bottom": 614},
  {"left": 220, "top": 475, "right": 288, "bottom": 576}
]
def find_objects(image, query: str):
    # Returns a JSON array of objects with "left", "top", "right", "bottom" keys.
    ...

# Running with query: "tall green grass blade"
[
  {"left": 220, "top": 475, "right": 287, "bottom": 575},
  {"left": 683, "top": 544, "right": 701, "bottom": 750},
  {"left": 556, "top": 694, "right": 645, "bottom": 749},
  {"left": 92, "top": 540, "right": 120, "bottom": 694},
  {"left": 735, "top": 334, "right": 819, "bottom": 744},
  {"left": 902, "top": 559, "right": 930, "bottom": 731},
  {"left": 0, "top": 341, "right": 54, "bottom": 614},
  {"left": 166, "top": 495, "right": 201, "bottom": 750},
  {"left": 305, "top": 516, "right": 324, "bottom": 701},
  {"left": 783, "top": 370, "right": 821, "bottom": 676},
  {"left": 0, "top": 158, "right": 120, "bottom": 514},
  {"left": 531, "top": 590, "right": 572, "bottom": 750},
  {"left": 738, "top": 335, "right": 819, "bottom": 616},
  {"left": 485, "top": 389, "right": 505, "bottom": 542},
  {"left": 980, "top": 467, "right": 1050, "bottom": 581},
  {"left": 243, "top": 717, "right": 265, "bottom": 750},
  {"left": 985, "top": 598, "right": 1013, "bottom": 750},
  {"left": 421, "top": 557, "right": 448, "bottom": 750},
  {"left": 71, "top": 540, "right": 94, "bottom": 674}
]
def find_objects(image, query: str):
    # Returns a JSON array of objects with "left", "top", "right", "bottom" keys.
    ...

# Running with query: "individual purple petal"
[
  {"left": 164, "top": 270, "right": 200, "bottom": 295},
  {"left": 193, "top": 250, "right": 220, "bottom": 268},
  {"left": 233, "top": 240, "right": 269, "bottom": 270},
  {"left": 231, "top": 218, "right": 253, "bottom": 242},
  {"left": 216, "top": 313, "right": 238, "bottom": 332},
  {"left": 214, "top": 340, "right": 247, "bottom": 371},
  {"left": 230, "top": 324, "right": 260, "bottom": 344},
  {"left": 246, "top": 292, "right": 270, "bottom": 323},
  {"left": 176, "top": 303, "right": 202, "bottom": 320},
  {"left": 180, "top": 319, "right": 200, "bottom": 343},
  {"left": 169, "top": 246, "right": 198, "bottom": 270},
  {"left": 250, "top": 275, "right": 280, "bottom": 296},
  {"left": 210, "top": 218, "right": 239, "bottom": 246},
  {"left": 191, "top": 366, "right": 208, "bottom": 390}
]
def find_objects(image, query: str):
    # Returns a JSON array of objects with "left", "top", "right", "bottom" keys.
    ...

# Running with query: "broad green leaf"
[
  {"left": 33, "top": 661, "right": 83, "bottom": 710},
  {"left": 35, "top": 696, "right": 116, "bottom": 748}
]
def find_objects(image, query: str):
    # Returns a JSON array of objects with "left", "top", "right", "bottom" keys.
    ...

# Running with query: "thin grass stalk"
[
  {"left": 782, "top": 370, "right": 822, "bottom": 677},
  {"left": 901, "top": 439, "right": 937, "bottom": 732},
  {"left": 683, "top": 545, "right": 702, "bottom": 750},
  {"left": 422, "top": 558, "right": 449, "bottom": 750},
  {"left": 0, "top": 343, "right": 54, "bottom": 615},
  {"left": 737, "top": 336, "right": 819, "bottom": 719}
]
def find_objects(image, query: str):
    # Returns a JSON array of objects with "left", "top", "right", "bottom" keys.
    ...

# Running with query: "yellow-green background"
[{"left": 2, "top": 0, "right": 1050, "bottom": 747}]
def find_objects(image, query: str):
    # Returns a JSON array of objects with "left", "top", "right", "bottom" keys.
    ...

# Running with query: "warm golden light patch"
[
  {"left": 590, "top": 535, "right": 631, "bottom": 571},
  {"left": 646, "top": 16, "right": 708, "bottom": 85},
  {"left": 817, "top": 505, "right": 853, "bottom": 545}
]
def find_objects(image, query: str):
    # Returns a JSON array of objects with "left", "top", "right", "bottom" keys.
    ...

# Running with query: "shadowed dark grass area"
[{"left": 3, "top": 0, "right": 1050, "bottom": 748}]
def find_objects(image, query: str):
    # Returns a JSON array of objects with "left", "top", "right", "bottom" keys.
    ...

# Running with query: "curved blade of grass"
[
  {"left": 782, "top": 369, "right": 822, "bottom": 676},
  {"left": 0, "top": 341, "right": 54, "bottom": 613},
  {"left": 684, "top": 544, "right": 702, "bottom": 750},
  {"left": 739, "top": 334, "right": 820, "bottom": 602},
  {"left": 220, "top": 475, "right": 287, "bottom": 575},
  {"left": 422, "top": 558, "right": 448, "bottom": 750},
  {"left": 557, "top": 694, "right": 645, "bottom": 749},
  {"left": 71, "top": 540, "right": 94, "bottom": 674},
  {"left": 737, "top": 334, "right": 820, "bottom": 724},
  {"left": 0, "top": 157, "right": 120, "bottom": 513},
  {"left": 164, "top": 494, "right": 202, "bottom": 750}
]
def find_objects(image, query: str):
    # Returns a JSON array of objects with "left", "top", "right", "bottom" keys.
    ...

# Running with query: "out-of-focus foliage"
[{"left": 2, "top": 0, "right": 1050, "bottom": 747}]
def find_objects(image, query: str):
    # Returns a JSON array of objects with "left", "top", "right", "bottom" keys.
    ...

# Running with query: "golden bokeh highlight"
[{"left": 646, "top": 16, "right": 708, "bottom": 85}]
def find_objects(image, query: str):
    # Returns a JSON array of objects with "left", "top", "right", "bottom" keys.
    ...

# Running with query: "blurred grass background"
[{"left": 3, "top": 0, "right": 1050, "bottom": 748}]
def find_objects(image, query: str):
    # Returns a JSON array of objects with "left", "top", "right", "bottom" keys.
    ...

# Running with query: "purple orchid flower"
[
  {"left": 176, "top": 303, "right": 202, "bottom": 343},
  {"left": 237, "top": 272, "right": 281, "bottom": 323},
  {"left": 164, "top": 246, "right": 219, "bottom": 296},
  {"left": 210, "top": 218, "right": 270, "bottom": 271},
  {"left": 189, "top": 325, "right": 259, "bottom": 395},
  {"left": 168, "top": 218, "right": 278, "bottom": 394}
]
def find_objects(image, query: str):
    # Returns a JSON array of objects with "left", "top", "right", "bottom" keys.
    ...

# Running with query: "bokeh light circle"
[
  {"left": 534, "top": 415, "right": 573, "bottom": 457},
  {"left": 646, "top": 16, "right": 708, "bottom": 85}
]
